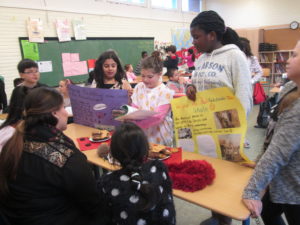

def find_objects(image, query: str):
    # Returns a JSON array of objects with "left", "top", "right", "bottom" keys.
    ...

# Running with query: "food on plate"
[
  {"left": 148, "top": 143, "right": 175, "bottom": 160},
  {"left": 91, "top": 130, "right": 110, "bottom": 141}
]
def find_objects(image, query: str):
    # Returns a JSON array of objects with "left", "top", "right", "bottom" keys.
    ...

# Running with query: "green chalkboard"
[{"left": 19, "top": 37, "right": 154, "bottom": 86}]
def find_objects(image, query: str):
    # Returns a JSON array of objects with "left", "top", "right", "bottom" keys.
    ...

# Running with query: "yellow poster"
[{"left": 171, "top": 87, "right": 250, "bottom": 163}]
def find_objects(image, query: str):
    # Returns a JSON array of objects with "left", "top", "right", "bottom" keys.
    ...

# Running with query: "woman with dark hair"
[
  {"left": 240, "top": 37, "right": 263, "bottom": 84},
  {"left": 94, "top": 50, "right": 132, "bottom": 92},
  {"left": 186, "top": 10, "right": 253, "bottom": 225},
  {"left": 0, "top": 87, "right": 107, "bottom": 225},
  {"left": 0, "top": 86, "right": 27, "bottom": 152},
  {"left": 186, "top": 10, "right": 252, "bottom": 118},
  {"left": 98, "top": 122, "right": 176, "bottom": 225}
]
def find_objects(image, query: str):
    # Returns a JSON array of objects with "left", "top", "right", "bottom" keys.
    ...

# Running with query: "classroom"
[{"left": 0, "top": 0, "right": 300, "bottom": 225}]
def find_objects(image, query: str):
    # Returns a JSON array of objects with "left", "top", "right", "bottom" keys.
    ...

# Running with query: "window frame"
[{"left": 107, "top": 0, "right": 147, "bottom": 8}]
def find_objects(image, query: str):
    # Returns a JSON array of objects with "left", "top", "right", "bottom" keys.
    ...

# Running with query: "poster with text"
[
  {"left": 21, "top": 40, "right": 39, "bottom": 60},
  {"left": 171, "top": 87, "right": 250, "bottom": 163},
  {"left": 27, "top": 18, "right": 44, "bottom": 43},
  {"left": 56, "top": 19, "right": 71, "bottom": 42},
  {"left": 73, "top": 20, "right": 86, "bottom": 40},
  {"left": 68, "top": 85, "right": 129, "bottom": 129}
]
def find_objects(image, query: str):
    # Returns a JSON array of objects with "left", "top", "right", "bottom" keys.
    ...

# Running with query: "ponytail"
[
  {"left": 222, "top": 27, "right": 243, "bottom": 49},
  {"left": 141, "top": 54, "right": 163, "bottom": 74},
  {"left": 0, "top": 121, "right": 25, "bottom": 198}
]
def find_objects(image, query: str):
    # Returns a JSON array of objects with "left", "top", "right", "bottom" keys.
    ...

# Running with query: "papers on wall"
[
  {"left": 61, "top": 52, "right": 88, "bottom": 77},
  {"left": 68, "top": 85, "right": 129, "bottom": 128},
  {"left": 21, "top": 40, "right": 40, "bottom": 60},
  {"left": 73, "top": 20, "right": 87, "bottom": 40},
  {"left": 56, "top": 19, "right": 71, "bottom": 42},
  {"left": 27, "top": 18, "right": 44, "bottom": 43},
  {"left": 37, "top": 61, "right": 53, "bottom": 73},
  {"left": 171, "top": 87, "right": 250, "bottom": 163}
]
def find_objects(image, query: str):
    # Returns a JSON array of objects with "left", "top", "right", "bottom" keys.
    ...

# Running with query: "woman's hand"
[
  {"left": 186, "top": 85, "right": 197, "bottom": 101},
  {"left": 242, "top": 199, "right": 262, "bottom": 218},
  {"left": 241, "top": 162, "right": 256, "bottom": 168}
]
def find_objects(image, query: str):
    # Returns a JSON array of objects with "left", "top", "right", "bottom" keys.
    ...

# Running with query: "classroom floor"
[{"left": 174, "top": 105, "right": 266, "bottom": 225}]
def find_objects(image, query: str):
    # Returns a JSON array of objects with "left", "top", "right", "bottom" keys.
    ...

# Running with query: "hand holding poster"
[{"left": 171, "top": 87, "right": 250, "bottom": 163}]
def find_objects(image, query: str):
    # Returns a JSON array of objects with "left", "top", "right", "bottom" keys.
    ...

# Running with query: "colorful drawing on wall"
[
  {"left": 68, "top": 85, "right": 129, "bottom": 129},
  {"left": 27, "top": 18, "right": 44, "bottom": 43},
  {"left": 171, "top": 87, "right": 250, "bottom": 163},
  {"left": 56, "top": 19, "right": 71, "bottom": 42},
  {"left": 61, "top": 53, "right": 88, "bottom": 77},
  {"left": 73, "top": 20, "right": 86, "bottom": 40},
  {"left": 171, "top": 28, "right": 193, "bottom": 50},
  {"left": 21, "top": 40, "right": 40, "bottom": 60}
]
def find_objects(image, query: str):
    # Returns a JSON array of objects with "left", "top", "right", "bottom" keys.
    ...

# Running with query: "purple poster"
[{"left": 69, "top": 85, "right": 129, "bottom": 129}]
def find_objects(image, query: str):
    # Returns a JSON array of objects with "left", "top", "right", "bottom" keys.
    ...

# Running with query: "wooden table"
[
  {"left": 270, "top": 87, "right": 281, "bottom": 93},
  {"left": 64, "top": 123, "right": 253, "bottom": 224},
  {"left": 0, "top": 113, "right": 8, "bottom": 120}
]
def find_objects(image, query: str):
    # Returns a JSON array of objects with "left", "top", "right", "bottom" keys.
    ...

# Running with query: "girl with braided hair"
[
  {"left": 98, "top": 122, "right": 176, "bottom": 225},
  {"left": 186, "top": 10, "right": 253, "bottom": 225}
]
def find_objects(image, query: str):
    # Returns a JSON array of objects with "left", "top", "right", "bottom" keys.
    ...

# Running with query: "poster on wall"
[
  {"left": 171, "top": 28, "right": 193, "bottom": 50},
  {"left": 27, "top": 18, "right": 44, "bottom": 43},
  {"left": 171, "top": 87, "right": 250, "bottom": 163},
  {"left": 68, "top": 85, "right": 129, "bottom": 129},
  {"left": 73, "top": 20, "right": 87, "bottom": 40},
  {"left": 21, "top": 40, "right": 40, "bottom": 60},
  {"left": 56, "top": 19, "right": 71, "bottom": 42},
  {"left": 61, "top": 52, "right": 88, "bottom": 76}
]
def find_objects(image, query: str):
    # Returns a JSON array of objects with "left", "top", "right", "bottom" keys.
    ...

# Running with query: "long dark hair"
[
  {"left": 240, "top": 37, "right": 253, "bottom": 57},
  {"left": 0, "top": 87, "right": 63, "bottom": 198},
  {"left": 0, "top": 86, "right": 28, "bottom": 129},
  {"left": 190, "top": 10, "right": 242, "bottom": 49},
  {"left": 110, "top": 122, "right": 159, "bottom": 211},
  {"left": 188, "top": 48, "right": 195, "bottom": 62},
  {"left": 94, "top": 50, "right": 126, "bottom": 88}
]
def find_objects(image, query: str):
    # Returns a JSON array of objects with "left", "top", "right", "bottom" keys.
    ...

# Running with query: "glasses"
[{"left": 23, "top": 70, "right": 39, "bottom": 74}]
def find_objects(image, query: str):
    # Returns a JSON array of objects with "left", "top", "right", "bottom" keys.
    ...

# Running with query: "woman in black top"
[{"left": 0, "top": 87, "right": 107, "bottom": 225}]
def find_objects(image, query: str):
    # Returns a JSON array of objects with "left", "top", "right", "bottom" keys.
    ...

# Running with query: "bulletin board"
[{"left": 19, "top": 37, "right": 154, "bottom": 86}]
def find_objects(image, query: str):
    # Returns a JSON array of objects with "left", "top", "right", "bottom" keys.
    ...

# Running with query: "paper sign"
[
  {"left": 71, "top": 53, "right": 80, "bottom": 62},
  {"left": 21, "top": 40, "right": 40, "bottom": 60},
  {"left": 56, "top": 19, "right": 71, "bottom": 42},
  {"left": 171, "top": 87, "right": 250, "bottom": 163},
  {"left": 63, "top": 61, "right": 88, "bottom": 77},
  {"left": 68, "top": 85, "right": 129, "bottom": 128},
  {"left": 37, "top": 61, "right": 52, "bottom": 73},
  {"left": 87, "top": 59, "right": 96, "bottom": 69},
  {"left": 73, "top": 20, "right": 87, "bottom": 40},
  {"left": 27, "top": 18, "right": 44, "bottom": 43},
  {"left": 62, "top": 53, "right": 71, "bottom": 62}
]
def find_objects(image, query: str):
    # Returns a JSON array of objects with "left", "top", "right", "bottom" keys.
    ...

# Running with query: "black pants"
[{"left": 261, "top": 191, "right": 300, "bottom": 225}]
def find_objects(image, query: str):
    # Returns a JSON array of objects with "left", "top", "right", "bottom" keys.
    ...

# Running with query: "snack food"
[
  {"left": 92, "top": 130, "right": 110, "bottom": 141},
  {"left": 148, "top": 143, "right": 172, "bottom": 160}
]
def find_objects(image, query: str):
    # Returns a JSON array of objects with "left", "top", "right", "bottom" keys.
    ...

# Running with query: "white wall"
[
  {"left": 206, "top": 0, "right": 300, "bottom": 28},
  {"left": 0, "top": 0, "right": 197, "bottom": 96}
]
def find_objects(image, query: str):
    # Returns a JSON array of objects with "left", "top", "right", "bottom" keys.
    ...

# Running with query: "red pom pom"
[{"left": 167, "top": 160, "right": 216, "bottom": 192}]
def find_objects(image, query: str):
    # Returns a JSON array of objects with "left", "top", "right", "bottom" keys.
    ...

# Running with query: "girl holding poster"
[
  {"left": 186, "top": 10, "right": 253, "bottom": 225},
  {"left": 130, "top": 54, "right": 174, "bottom": 146}
]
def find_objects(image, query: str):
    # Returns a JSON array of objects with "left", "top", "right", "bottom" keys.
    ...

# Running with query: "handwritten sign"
[
  {"left": 171, "top": 87, "right": 250, "bottom": 163},
  {"left": 69, "top": 85, "right": 129, "bottom": 129}
]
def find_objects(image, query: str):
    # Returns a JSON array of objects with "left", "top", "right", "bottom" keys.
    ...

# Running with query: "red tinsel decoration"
[{"left": 167, "top": 160, "right": 216, "bottom": 192}]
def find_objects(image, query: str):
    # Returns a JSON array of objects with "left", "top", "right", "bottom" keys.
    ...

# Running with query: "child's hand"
[
  {"left": 186, "top": 85, "right": 197, "bottom": 101},
  {"left": 112, "top": 110, "right": 126, "bottom": 118}
]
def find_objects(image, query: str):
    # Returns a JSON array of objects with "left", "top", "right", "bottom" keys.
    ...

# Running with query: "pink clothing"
[
  {"left": 0, "top": 125, "right": 16, "bottom": 152},
  {"left": 131, "top": 82, "right": 174, "bottom": 146},
  {"left": 126, "top": 72, "right": 137, "bottom": 82},
  {"left": 182, "top": 54, "right": 194, "bottom": 68},
  {"left": 166, "top": 81, "right": 185, "bottom": 94}
]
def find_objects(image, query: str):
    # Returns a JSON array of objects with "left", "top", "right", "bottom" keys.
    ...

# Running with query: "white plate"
[
  {"left": 89, "top": 137, "right": 110, "bottom": 143},
  {"left": 148, "top": 155, "right": 170, "bottom": 161}
]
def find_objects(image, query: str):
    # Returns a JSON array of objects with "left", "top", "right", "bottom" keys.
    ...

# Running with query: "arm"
[
  {"left": 231, "top": 51, "right": 253, "bottom": 117},
  {"left": 250, "top": 56, "right": 263, "bottom": 84},
  {"left": 132, "top": 104, "right": 171, "bottom": 129},
  {"left": 243, "top": 106, "right": 300, "bottom": 201}
]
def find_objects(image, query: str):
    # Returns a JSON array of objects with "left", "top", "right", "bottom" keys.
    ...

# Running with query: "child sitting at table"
[
  {"left": 124, "top": 64, "right": 137, "bottom": 83},
  {"left": 131, "top": 54, "right": 174, "bottom": 146},
  {"left": 98, "top": 122, "right": 176, "bottom": 225},
  {"left": 166, "top": 68, "right": 185, "bottom": 94},
  {"left": 58, "top": 79, "right": 72, "bottom": 107}
]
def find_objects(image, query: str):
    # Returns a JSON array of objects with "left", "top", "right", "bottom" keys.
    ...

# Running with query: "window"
[
  {"left": 108, "top": 0, "right": 146, "bottom": 5},
  {"left": 182, "top": 0, "right": 201, "bottom": 12},
  {"left": 151, "top": 0, "right": 177, "bottom": 10}
]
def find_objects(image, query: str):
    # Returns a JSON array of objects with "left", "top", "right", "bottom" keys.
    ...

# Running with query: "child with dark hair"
[
  {"left": 240, "top": 37, "right": 263, "bottom": 84},
  {"left": 134, "top": 51, "right": 148, "bottom": 75},
  {"left": 182, "top": 48, "right": 196, "bottom": 71},
  {"left": 94, "top": 50, "right": 132, "bottom": 93},
  {"left": 166, "top": 68, "right": 185, "bottom": 94},
  {"left": 164, "top": 45, "right": 179, "bottom": 71},
  {"left": 98, "top": 122, "right": 176, "bottom": 225},
  {"left": 131, "top": 54, "right": 174, "bottom": 146},
  {"left": 124, "top": 64, "right": 137, "bottom": 82},
  {"left": 186, "top": 10, "right": 253, "bottom": 225}
]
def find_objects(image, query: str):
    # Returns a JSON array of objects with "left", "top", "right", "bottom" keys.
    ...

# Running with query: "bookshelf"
[{"left": 259, "top": 50, "right": 292, "bottom": 91}]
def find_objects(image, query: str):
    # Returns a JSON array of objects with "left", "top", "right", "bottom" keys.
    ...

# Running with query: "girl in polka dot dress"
[
  {"left": 98, "top": 122, "right": 176, "bottom": 225},
  {"left": 131, "top": 54, "right": 174, "bottom": 146}
]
